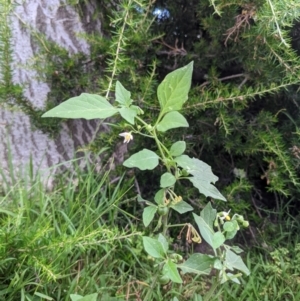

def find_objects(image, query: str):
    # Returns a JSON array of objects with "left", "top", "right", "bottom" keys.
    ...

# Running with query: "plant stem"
[
  {"left": 105, "top": 0, "right": 132, "bottom": 99},
  {"left": 162, "top": 214, "right": 168, "bottom": 236}
]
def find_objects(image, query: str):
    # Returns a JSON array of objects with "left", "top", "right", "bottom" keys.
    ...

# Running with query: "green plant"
[
  {"left": 43, "top": 62, "right": 250, "bottom": 300},
  {"left": 0, "top": 155, "right": 144, "bottom": 301}
]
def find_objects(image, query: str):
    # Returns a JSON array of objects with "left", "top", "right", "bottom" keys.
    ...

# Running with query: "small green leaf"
[
  {"left": 200, "top": 202, "right": 217, "bottom": 229},
  {"left": 158, "top": 234, "right": 169, "bottom": 253},
  {"left": 158, "top": 62, "right": 193, "bottom": 115},
  {"left": 214, "top": 259, "right": 223, "bottom": 270},
  {"left": 170, "top": 141, "right": 186, "bottom": 156},
  {"left": 225, "top": 229, "right": 238, "bottom": 240},
  {"left": 116, "top": 81, "right": 132, "bottom": 106},
  {"left": 193, "top": 213, "right": 215, "bottom": 249},
  {"left": 154, "top": 189, "right": 165, "bottom": 205},
  {"left": 224, "top": 220, "right": 239, "bottom": 239},
  {"left": 163, "top": 259, "right": 182, "bottom": 283},
  {"left": 143, "top": 206, "right": 157, "bottom": 227},
  {"left": 143, "top": 236, "right": 166, "bottom": 259},
  {"left": 118, "top": 107, "right": 137, "bottom": 124},
  {"left": 123, "top": 149, "right": 159, "bottom": 170},
  {"left": 160, "top": 172, "right": 176, "bottom": 188},
  {"left": 225, "top": 249, "right": 250, "bottom": 275},
  {"left": 42, "top": 93, "right": 118, "bottom": 119},
  {"left": 70, "top": 294, "right": 98, "bottom": 301},
  {"left": 170, "top": 200, "right": 193, "bottom": 214},
  {"left": 179, "top": 253, "right": 214, "bottom": 275},
  {"left": 212, "top": 232, "right": 225, "bottom": 249},
  {"left": 223, "top": 221, "right": 236, "bottom": 232},
  {"left": 157, "top": 111, "right": 188, "bottom": 132}
]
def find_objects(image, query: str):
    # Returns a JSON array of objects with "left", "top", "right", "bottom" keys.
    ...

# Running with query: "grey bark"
[{"left": 0, "top": 0, "right": 109, "bottom": 189}]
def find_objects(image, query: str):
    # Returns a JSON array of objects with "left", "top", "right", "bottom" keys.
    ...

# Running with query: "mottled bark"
[{"left": 0, "top": 0, "right": 108, "bottom": 189}]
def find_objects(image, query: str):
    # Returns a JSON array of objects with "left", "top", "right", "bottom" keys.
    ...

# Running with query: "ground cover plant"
[
  {"left": 42, "top": 62, "right": 251, "bottom": 300},
  {"left": 0, "top": 159, "right": 145, "bottom": 301}
]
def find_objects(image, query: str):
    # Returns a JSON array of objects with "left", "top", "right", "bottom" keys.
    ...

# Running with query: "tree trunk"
[{"left": 0, "top": 0, "right": 106, "bottom": 189}]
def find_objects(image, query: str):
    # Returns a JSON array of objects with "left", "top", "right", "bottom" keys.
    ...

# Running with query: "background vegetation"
[{"left": 1, "top": 0, "right": 300, "bottom": 300}]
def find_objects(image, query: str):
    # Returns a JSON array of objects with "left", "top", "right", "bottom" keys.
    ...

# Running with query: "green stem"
[
  {"left": 166, "top": 223, "right": 187, "bottom": 228},
  {"left": 135, "top": 116, "right": 171, "bottom": 171},
  {"left": 161, "top": 214, "right": 168, "bottom": 236}
]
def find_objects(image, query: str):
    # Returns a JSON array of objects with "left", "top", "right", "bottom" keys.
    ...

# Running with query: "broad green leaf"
[
  {"left": 225, "top": 249, "right": 250, "bottom": 275},
  {"left": 189, "top": 177, "right": 227, "bottom": 201},
  {"left": 143, "top": 205, "right": 157, "bottom": 227},
  {"left": 179, "top": 253, "right": 214, "bottom": 275},
  {"left": 200, "top": 202, "right": 217, "bottom": 229},
  {"left": 70, "top": 294, "right": 98, "bottom": 301},
  {"left": 175, "top": 155, "right": 218, "bottom": 183},
  {"left": 157, "top": 111, "right": 188, "bottom": 132},
  {"left": 163, "top": 259, "right": 182, "bottom": 283},
  {"left": 212, "top": 231, "right": 225, "bottom": 249},
  {"left": 115, "top": 81, "right": 132, "bottom": 106},
  {"left": 118, "top": 107, "right": 137, "bottom": 124},
  {"left": 123, "top": 149, "right": 159, "bottom": 170},
  {"left": 143, "top": 236, "right": 166, "bottom": 259},
  {"left": 175, "top": 156, "right": 226, "bottom": 201},
  {"left": 160, "top": 172, "right": 176, "bottom": 188},
  {"left": 42, "top": 93, "right": 118, "bottom": 119},
  {"left": 170, "top": 141, "right": 186, "bottom": 157},
  {"left": 157, "top": 62, "right": 193, "bottom": 115},
  {"left": 193, "top": 213, "right": 215, "bottom": 249},
  {"left": 170, "top": 200, "right": 193, "bottom": 214},
  {"left": 154, "top": 189, "right": 165, "bottom": 205},
  {"left": 157, "top": 233, "right": 169, "bottom": 253}
]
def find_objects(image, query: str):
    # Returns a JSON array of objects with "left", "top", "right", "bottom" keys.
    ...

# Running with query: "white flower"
[
  {"left": 219, "top": 210, "right": 231, "bottom": 221},
  {"left": 119, "top": 132, "right": 133, "bottom": 143}
]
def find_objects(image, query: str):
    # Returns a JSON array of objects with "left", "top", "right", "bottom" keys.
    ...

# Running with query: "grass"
[
  {"left": 0, "top": 157, "right": 144, "bottom": 301},
  {"left": 1, "top": 156, "right": 300, "bottom": 300}
]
